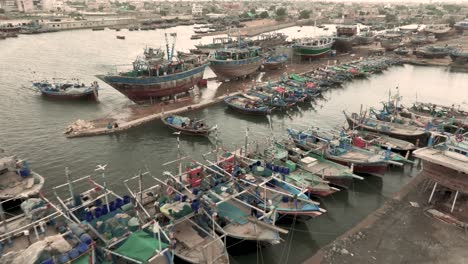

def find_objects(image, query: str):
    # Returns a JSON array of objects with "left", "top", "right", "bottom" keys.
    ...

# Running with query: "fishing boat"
[
  {"left": 0, "top": 155, "right": 45, "bottom": 217},
  {"left": 91, "top": 27, "right": 105, "bottom": 31},
  {"left": 190, "top": 35, "right": 202, "bottom": 40},
  {"left": 259, "top": 143, "right": 341, "bottom": 196},
  {"left": 334, "top": 25, "right": 357, "bottom": 51},
  {"left": 277, "top": 140, "right": 363, "bottom": 189},
  {"left": 213, "top": 151, "right": 325, "bottom": 218},
  {"left": 344, "top": 111, "right": 431, "bottom": 147},
  {"left": 224, "top": 95, "right": 272, "bottom": 115},
  {"left": 346, "top": 131, "right": 414, "bottom": 164},
  {"left": 356, "top": 30, "right": 375, "bottom": 45},
  {"left": 192, "top": 37, "right": 237, "bottom": 54},
  {"left": 251, "top": 32, "right": 288, "bottom": 48},
  {"left": 97, "top": 33, "right": 209, "bottom": 104},
  {"left": 454, "top": 19, "right": 468, "bottom": 32},
  {"left": 263, "top": 54, "right": 288, "bottom": 70},
  {"left": 424, "top": 24, "right": 451, "bottom": 39},
  {"left": 293, "top": 36, "right": 334, "bottom": 59},
  {"left": 123, "top": 173, "right": 230, "bottom": 263},
  {"left": 348, "top": 130, "right": 417, "bottom": 155},
  {"left": 415, "top": 45, "right": 455, "bottom": 59},
  {"left": 208, "top": 46, "right": 263, "bottom": 80},
  {"left": 394, "top": 47, "right": 409, "bottom": 56},
  {"left": 410, "top": 35, "right": 428, "bottom": 46},
  {"left": 33, "top": 80, "right": 99, "bottom": 101},
  {"left": 116, "top": 35, "right": 125, "bottom": 40},
  {"left": 162, "top": 115, "right": 216, "bottom": 136},
  {"left": 0, "top": 198, "right": 98, "bottom": 264},
  {"left": 404, "top": 102, "right": 468, "bottom": 129},
  {"left": 379, "top": 33, "right": 402, "bottom": 51},
  {"left": 155, "top": 162, "right": 287, "bottom": 246},
  {"left": 287, "top": 128, "right": 391, "bottom": 176},
  {"left": 53, "top": 170, "right": 173, "bottom": 264},
  {"left": 450, "top": 50, "right": 468, "bottom": 63}
]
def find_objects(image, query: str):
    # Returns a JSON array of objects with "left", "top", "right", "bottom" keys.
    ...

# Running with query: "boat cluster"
[
  {"left": 223, "top": 58, "right": 404, "bottom": 115},
  {"left": 4, "top": 109, "right": 466, "bottom": 263}
]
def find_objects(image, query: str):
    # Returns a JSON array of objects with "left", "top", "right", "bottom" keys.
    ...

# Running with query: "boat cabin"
[{"left": 212, "top": 46, "right": 261, "bottom": 61}]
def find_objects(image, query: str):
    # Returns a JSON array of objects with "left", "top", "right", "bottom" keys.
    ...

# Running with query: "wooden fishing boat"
[
  {"left": 224, "top": 95, "right": 272, "bottom": 115},
  {"left": 116, "top": 35, "right": 125, "bottom": 40},
  {"left": 97, "top": 34, "right": 208, "bottom": 104},
  {"left": 227, "top": 154, "right": 325, "bottom": 218},
  {"left": 293, "top": 36, "right": 334, "bottom": 58},
  {"left": 450, "top": 50, "right": 468, "bottom": 63},
  {"left": 414, "top": 46, "right": 455, "bottom": 59},
  {"left": 287, "top": 128, "right": 391, "bottom": 176},
  {"left": 122, "top": 173, "right": 230, "bottom": 263},
  {"left": 208, "top": 46, "right": 263, "bottom": 80},
  {"left": 33, "top": 80, "right": 99, "bottom": 101},
  {"left": 259, "top": 144, "right": 340, "bottom": 196},
  {"left": 162, "top": 115, "right": 216, "bottom": 136},
  {"left": 344, "top": 111, "right": 431, "bottom": 147},
  {"left": 394, "top": 47, "right": 409, "bottom": 56},
  {"left": 348, "top": 130, "right": 417, "bottom": 155},
  {"left": 193, "top": 37, "right": 237, "bottom": 54},
  {"left": 263, "top": 54, "right": 288, "bottom": 70},
  {"left": 0, "top": 156, "right": 45, "bottom": 203},
  {"left": 278, "top": 140, "right": 363, "bottom": 189},
  {"left": 0, "top": 200, "right": 98, "bottom": 264},
  {"left": 454, "top": 19, "right": 468, "bottom": 32},
  {"left": 53, "top": 170, "right": 173, "bottom": 264},
  {"left": 178, "top": 164, "right": 287, "bottom": 245},
  {"left": 424, "top": 24, "right": 451, "bottom": 39},
  {"left": 379, "top": 33, "right": 402, "bottom": 51}
]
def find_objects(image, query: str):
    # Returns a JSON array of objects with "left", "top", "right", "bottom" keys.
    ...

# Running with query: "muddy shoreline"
[{"left": 304, "top": 172, "right": 468, "bottom": 264}]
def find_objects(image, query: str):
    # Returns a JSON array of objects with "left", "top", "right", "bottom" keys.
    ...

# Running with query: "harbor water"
[{"left": 0, "top": 26, "right": 467, "bottom": 263}]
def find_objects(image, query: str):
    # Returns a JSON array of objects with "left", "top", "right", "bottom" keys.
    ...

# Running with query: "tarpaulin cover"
[{"left": 114, "top": 230, "right": 169, "bottom": 262}]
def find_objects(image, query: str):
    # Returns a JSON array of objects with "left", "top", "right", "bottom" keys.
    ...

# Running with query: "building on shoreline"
[{"left": 39, "top": 17, "right": 136, "bottom": 30}]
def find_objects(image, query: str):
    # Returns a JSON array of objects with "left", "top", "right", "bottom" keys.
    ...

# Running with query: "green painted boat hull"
[{"left": 293, "top": 46, "right": 331, "bottom": 58}]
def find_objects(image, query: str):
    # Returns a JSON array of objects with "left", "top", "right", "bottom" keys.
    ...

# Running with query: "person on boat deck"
[
  {"left": 107, "top": 122, "right": 113, "bottom": 129},
  {"left": 113, "top": 122, "right": 119, "bottom": 128},
  {"left": 251, "top": 199, "right": 258, "bottom": 218}
]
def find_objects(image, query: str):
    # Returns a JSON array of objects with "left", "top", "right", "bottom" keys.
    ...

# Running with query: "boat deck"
[
  {"left": 0, "top": 171, "right": 44, "bottom": 199},
  {"left": 413, "top": 147, "right": 468, "bottom": 174}
]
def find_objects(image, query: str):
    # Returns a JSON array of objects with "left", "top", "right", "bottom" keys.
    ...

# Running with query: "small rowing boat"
[{"left": 162, "top": 115, "right": 216, "bottom": 136}]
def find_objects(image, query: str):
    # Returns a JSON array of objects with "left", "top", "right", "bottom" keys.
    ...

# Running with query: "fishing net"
[{"left": 114, "top": 230, "right": 169, "bottom": 263}]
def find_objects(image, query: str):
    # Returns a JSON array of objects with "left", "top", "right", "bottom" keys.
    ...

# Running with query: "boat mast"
[
  {"left": 170, "top": 33, "right": 177, "bottom": 62},
  {"left": 65, "top": 167, "right": 74, "bottom": 204},
  {"left": 165, "top": 33, "right": 170, "bottom": 61}
]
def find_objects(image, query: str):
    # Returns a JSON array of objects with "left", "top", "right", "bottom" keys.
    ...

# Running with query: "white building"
[
  {"left": 0, "top": 0, "right": 18, "bottom": 12},
  {"left": 16, "top": 0, "right": 34, "bottom": 12},
  {"left": 192, "top": 3, "right": 202, "bottom": 17}
]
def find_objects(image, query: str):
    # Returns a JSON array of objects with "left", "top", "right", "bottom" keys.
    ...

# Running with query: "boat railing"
[{"left": 0, "top": 194, "right": 63, "bottom": 243}]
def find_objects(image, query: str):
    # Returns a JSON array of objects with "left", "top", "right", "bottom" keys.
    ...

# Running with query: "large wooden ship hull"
[
  {"left": 97, "top": 64, "right": 207, "bottom": 104},
  {"left": 293, "top": 45, "right": 332, "bottom": 58},
  {"left": 380, "top": 39, "right": 400, "bottom": 51},
  {"left": 209, "top": 56, "right": 262, "bottom": 79}
]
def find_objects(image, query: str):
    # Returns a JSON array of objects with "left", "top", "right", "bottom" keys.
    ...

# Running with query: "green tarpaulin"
[
  {"left": 290, "top": 74, "right": 305, "bottom": 82},
  {"left": 114, "top": 230, "right": 169, "bottom": 263},
  {"left": 72, "top": 254, "right": 90, "bottom": 264}
]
